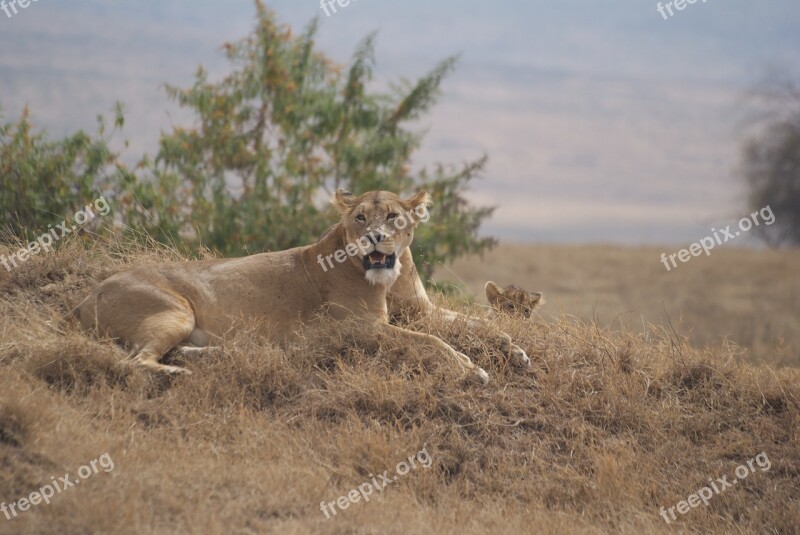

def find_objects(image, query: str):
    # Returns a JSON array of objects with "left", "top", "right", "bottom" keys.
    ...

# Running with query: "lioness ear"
[
  {"left": 485, "top": 281, "right": 503, "bottom": 303},
  {"left": 400, "top": 191, "right": 430, "bottom": 212},
  {"left": 331, "top": 189, "right": 358, "bottom": 213}
]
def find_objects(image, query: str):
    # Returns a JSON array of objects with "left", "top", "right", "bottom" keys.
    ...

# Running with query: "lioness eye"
[
  {"left": 356, "top": 214, "right": 366, "bottom": 222},
  {"left": 387, "top": 213, "right": 398, "bottom": 221}
]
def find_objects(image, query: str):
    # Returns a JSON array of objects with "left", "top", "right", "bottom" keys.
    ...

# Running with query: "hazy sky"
[{"left": 1, "top": 0, "right": 798, "bottom": 244}]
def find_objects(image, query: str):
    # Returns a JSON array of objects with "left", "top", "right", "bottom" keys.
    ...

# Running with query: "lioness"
[{"left": 73, "top": 190, "right": 530, "bottom": 384}]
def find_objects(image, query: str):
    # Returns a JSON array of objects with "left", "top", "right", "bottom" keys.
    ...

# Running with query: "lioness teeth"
[{"left": 368, "top": 252, "right": 388, "bottom": 265}]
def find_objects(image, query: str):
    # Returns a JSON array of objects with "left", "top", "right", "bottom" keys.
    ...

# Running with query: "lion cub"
[{"left": 485, "top": 281, "right": 544, "bottom": 318}]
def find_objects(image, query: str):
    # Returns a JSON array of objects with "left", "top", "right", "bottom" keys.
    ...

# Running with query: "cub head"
[
  {"left": 485, "top": 281, "right": 544, "bottom": 318},
  {"left": 331, "top": 189, "right": 431, "bottom": 286}
]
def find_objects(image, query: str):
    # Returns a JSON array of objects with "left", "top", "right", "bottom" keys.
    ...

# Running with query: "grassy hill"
[
  {"left": 0, "top": 240, "right": 798, "bottom": 534},
  {"left": 435, "top": 243, "right": 800, "bottom": 368}
]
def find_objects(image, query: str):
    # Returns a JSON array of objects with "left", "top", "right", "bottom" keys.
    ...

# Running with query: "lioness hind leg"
[
  {"left": 129, "top": 310, "right": 197, "bottom": 375},
  {"left": 76, "top": 276, "right": 200, "bottom": 375},
  {"left": 133, "top": 349, "right": 192, "bottom": 375}
]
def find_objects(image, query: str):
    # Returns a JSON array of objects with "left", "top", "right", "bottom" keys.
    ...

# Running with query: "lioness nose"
[{"left": 366, "top": 231, "right": 383, "bottom": 244}]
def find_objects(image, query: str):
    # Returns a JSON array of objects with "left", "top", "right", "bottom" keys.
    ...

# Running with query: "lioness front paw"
[
  {"left": 508, "top": 344, "right": 531, "bottom": 367},
  {"left": 472, "top": 367, "right": 490, "bottom": 385},
  {"left": 162, "top": 364, "right": 193, "bottom": 376}
]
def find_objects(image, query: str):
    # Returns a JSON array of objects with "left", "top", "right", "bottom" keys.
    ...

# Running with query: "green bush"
[
  {"left": 1, "top": 1, "right": 496, "bottom": 281},
  {"left": 0, "top": 106, "right": 123, "bottom": 240}
]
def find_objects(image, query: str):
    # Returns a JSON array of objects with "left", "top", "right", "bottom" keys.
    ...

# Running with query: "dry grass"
[
  {"left": 0, "top": 239, "right": 798, "bottom": 534},
  {"left": 437, "top": 243, "right": 800, "bottom": 367}
]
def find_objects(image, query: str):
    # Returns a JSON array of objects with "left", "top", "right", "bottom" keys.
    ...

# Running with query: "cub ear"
[
  {"left": 331, "top": 189, "right": 358, "bottom": 213},
  {"left": 400, "top": 191, "right": 430, "bottom": 212},
  {"left": 485, "top": 281, "right": 504, "bottom": 303}
]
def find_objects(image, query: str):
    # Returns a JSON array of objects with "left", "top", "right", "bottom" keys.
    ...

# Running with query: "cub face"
[
  {"left": 331, "top": 189, "right": 430, "bottom": 286},
  {"left": 485, "top": 281, "right": 544, "bottom": 318}
]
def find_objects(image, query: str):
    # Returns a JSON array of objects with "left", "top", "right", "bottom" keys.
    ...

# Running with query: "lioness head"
[
  {"left": 485, "top": 281, "right": 544, "bottom": 318},
  {"left": 332, "top": 189, "right": 431, "bottom": 286}
]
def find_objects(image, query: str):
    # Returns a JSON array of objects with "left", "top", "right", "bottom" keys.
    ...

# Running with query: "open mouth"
[{"left": 363, "top": 251, "right": 396, "bottom": 270}]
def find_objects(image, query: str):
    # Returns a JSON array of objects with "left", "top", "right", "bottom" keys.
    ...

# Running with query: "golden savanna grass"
[
  {"left": 439, "top": 243, "right": 800, "bottom": 367},
  {"left": 0, "top": 238, "right": 798, "bottom": 534}
]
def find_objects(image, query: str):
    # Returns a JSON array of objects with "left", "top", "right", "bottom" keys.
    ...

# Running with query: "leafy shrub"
[
  {"left": 0, "top": 106, "right": 123, "bottom": 240},
  {"left": 2, "top": 1, "right": 495, "bottom": 280}
]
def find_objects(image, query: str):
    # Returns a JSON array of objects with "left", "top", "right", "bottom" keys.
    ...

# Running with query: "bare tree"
[{"left": 741, "top": 72, "right": 800, "bottom": 246}]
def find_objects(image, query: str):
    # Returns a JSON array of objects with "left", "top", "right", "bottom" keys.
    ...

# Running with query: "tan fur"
[
  {"left": 74, "top": 190, "right": 530, "bottom": 383},
  {"left": 485, "top": 281, "right": 544, "bottom": 318}
]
